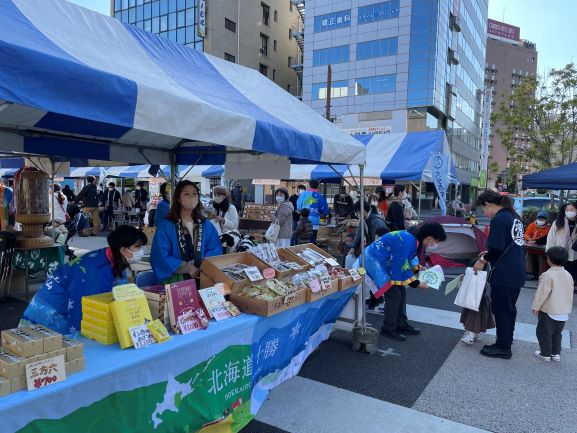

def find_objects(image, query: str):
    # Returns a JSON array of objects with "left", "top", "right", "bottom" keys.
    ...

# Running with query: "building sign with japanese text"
[
  {"left": 197, "top": 0, "right": 206, "bottom": 38},
  {"left": 487, "top": 19, "right": 520, "bottom": 44},
  {"left": 314, "top": 9, "right": 351, "bottom": 33},
  {"left": 358, "top": 0, "right": 400, "bottom": 24}
]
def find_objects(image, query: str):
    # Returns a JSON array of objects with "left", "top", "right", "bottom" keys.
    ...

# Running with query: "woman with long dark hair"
[
  {"left": 20, "top": 225, "right": 147, "bottom": 335},
  {"left": 210, "top": 185, "right": 239, "bottom": 235},
  {"left": 546, "top": 202, "right": 577, "bottom": 285},
  {"left": 473, "top": 190, "right": 526, "bottom": 359},
  {"left": 150, "top": 180, "right": 221, "bottom": 283}
]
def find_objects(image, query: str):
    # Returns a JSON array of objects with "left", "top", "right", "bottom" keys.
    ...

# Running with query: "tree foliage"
[{"left": 492, "top": 63, "right": 577, "bottom": 185}]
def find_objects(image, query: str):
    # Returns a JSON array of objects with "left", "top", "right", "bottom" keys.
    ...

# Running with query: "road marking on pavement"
[{"left": 376, "top": 347, "right": 401, "bottom": 358}]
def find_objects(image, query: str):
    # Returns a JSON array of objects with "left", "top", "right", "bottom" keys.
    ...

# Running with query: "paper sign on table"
[
  {"left": 178, "top": 311, "right": 200, "bottom": 335},
  {"left": 320, "top": 274, "right": 332, "bottom": 291},
  {"left": 244, "top": 266, "right": 264, "bottom": 282},
  {"left": 349, "top": 269, "right": 362, "bottom": 281},
  {"left": 263, "top": 268, "right": 276, "bottom": 279},
  {"left": 418, "top": 268, "right": 443, "bottom": 290},
  {"left": 26, "top": 354, "right": 66, "bottom": 390},
  {"left": 129, "top": 324, "right": 156, "bottom": 349},
  {"left": 445, "top": 275, "right": 463, "bottom": 295},
  {"left": 112, "top": 284, "right": 144, "bottom": 301},
  {"left": 309, "top": 279, "right": 321, "bottom": 293},
  {"left": 325, "top": 257, "right": 340, "bottom": 267}
]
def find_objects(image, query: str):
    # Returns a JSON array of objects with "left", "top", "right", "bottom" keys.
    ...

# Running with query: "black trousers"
[
  {"left": 490, "top": 285, "right": 522, "bottom": 350},
  {"left": 382, "top": 285, "right": 409, "bottom": 330},
  {"left": 536, "top": 312, "right": 565, "bottom": 356}
]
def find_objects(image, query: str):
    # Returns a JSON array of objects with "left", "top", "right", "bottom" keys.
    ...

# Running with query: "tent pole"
[
  {"left": 418, "top": 181, "right": 422, "bottom": 222},
  {"left": 51, "top": 159, "right": 55, "bottom": 241},
  {"left": 359, "top": 164, "right": 366, "bottom": 328}
]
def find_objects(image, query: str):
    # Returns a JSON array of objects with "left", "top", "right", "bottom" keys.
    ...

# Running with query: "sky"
[{"left": 69, "top": 0, "right": 576, "bottom": 76}]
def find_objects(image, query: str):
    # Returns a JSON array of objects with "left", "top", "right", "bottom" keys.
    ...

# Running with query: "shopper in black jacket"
[
  {"left": 289, "top": 184, "right": 306, "bottom": 245},
  {"left": 75, "top": 176, "right": 100, "bottom": 235},
  {"left": 386, "top": 185, "right": 406, "bottom": 231},
  {"left": 100, "top": 182, "right": 122, "bottom": 230}
]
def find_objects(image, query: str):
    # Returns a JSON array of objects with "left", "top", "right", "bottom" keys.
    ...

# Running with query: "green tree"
[{"left": 492, "top": 63, "right": 577, "bottom": 188}]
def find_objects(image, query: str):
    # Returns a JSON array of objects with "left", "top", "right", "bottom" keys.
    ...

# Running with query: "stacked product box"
[
  {"left": 142, "top": 285, "right": 170, "bottom": 327},
  {"left": 81, "top": 292, "right": 119, "bottom": 345}
]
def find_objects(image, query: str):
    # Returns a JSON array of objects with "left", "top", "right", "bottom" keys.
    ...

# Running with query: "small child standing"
[
  {"left": 532, "top": 246, "right": 574, "bottom": 362},
  {"left": 293, "top": 208, "right": 313, "bottom": 245}
]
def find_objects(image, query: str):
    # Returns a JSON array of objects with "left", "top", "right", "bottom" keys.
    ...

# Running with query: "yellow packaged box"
[
  {"left": 61, "top": 337, "right": 84, "bottom": 361},
  {"left": 10, "top": 376, "right": 26, "bottom": 393},
  {"left": 80, "top": 321, "right": 119, "bottom": 345},
  {"left": 24, "top": 325, "right": 63, "bottom": 353},
  {"left": 0, "top": 376, "right": 10, "bottom": 397},
  {"left": 0, "top": 349, "right": 27, "bottom": 379},
  {"left": 110, "top": 297, "right": 153, "bottom": 349},
  {"left": 65, "top": 357, "right": 85, "bottom": 376},
  {"left": 1, "top": 328, "right": 44, "bottom": 358},
  {"left": 81, "top": 292, "right": 114, "bottom": 313},
  {"left": 81, "top": 306, "right": 113, "bottom": 321}
]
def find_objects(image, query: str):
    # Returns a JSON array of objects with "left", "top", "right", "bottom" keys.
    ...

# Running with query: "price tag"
[
  {"left": 129, "top": 324, "right": 156, "bottom": 349},
  {"left": 178, "top": 311, "right": 199, "bottom": 335},
  {"left": 26, "top": 354, "right": 66, "bottom": 391},
  {"left": 309, "top": 279, "right": 321, "bottom": 293},
  {"left": 263, "top": 268, "right": 276, "bottom": 279},
  {"left": 320, "top": 274, "right": 333, "bottom": 291},
  {"left": 325, "top": 257, "right": 340, "bottom": 267},
  {"left": 349, "top": 269, "right": 362, "bottom": 282},
  {"left": 244, "top": 266, "right": 264, "bottom": 282}
]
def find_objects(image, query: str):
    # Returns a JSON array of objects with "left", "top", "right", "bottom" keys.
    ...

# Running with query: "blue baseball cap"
[{"left": 537, "top": 210, "right": 549, "bottom": 219}]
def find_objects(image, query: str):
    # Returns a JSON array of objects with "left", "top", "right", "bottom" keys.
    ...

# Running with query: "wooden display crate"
[
  {"left": 229, "top": 288, "right": 306, "bottom": 317},
  {"left": 286, "top": 243, "right": 335, "bottom": 266},
  {"left": 337, "top": 273, "right": 365, "bottom": 291},
  {"left": 200, "top": 252, "right": 269, "bottom": 292},
  {"left": 306, "top": 278, "right": 338, "bottom": 302},
  {"left": 253, "top": 248, "right": 311, "bottom": 279}
]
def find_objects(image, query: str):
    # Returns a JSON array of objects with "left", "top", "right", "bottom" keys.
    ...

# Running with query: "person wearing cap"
[
  {"left": 272, "top": 187, "right": 294, "bottom": 248},
  {"left": 210, "top": 185, "right": 239, "bottom": 235},
  {"left": 525, "top": 210, "right": 551, "bottom": 280},
  {"left": 151, "top": 180, "right": 221, "bottom": 284}
]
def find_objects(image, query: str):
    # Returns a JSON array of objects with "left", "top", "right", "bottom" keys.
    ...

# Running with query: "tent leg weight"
[{"left": 352, "top": 324, "right": 379, "bottom": 354}]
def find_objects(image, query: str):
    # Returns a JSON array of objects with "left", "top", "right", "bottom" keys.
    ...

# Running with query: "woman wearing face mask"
[
  {"left": 20, "top": 225, "right": 147, "bottom": 336},
  {"left": 151, "top": 181, "right": 222, "bottom": 284},
  {"left": 473, "top": 190, "right": 526, "bottom": 359},
  {"left": 524, "top": 210, "right": 551, "bottom": 280},
  {"left": 385, "top": 185, "right": 407, "bottom": 231},
  {"left": 209, "top": 186, "right": 239, "bottom": 236},
  {"left": 271, "top": 187, "right": 293, "bottom": 248},
  {"left": 546, "top": 202, "right": 577, "bottom": 286}
]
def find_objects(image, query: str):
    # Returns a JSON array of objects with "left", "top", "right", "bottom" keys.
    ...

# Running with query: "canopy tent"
[
  {"left": 522, "top": 163, "right": 577, "bottom": 190},
  {"left": 0, "top": 0, "right": 365, "bottom": 168}
]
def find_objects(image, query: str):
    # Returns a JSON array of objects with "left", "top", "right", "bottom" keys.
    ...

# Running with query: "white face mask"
[
  {"left": 536, "top": 219, "right": 547, "bottom": 227},
  {"left": 276, "top": 196, "right": 285, "bottom": 203},
  {"left": 213, "top": 195, "right": 225, "bottom": 204},
  {"left": 566, "top": 211, "right": 577, "bottom": 219},
  {"left": 124, "top": 247, "right": 144, "bottom": 264},
  {"left": 371, "top": 201, "right": 378, "bottom": 207},
  {"left": 428, "top": 241, "right": 440, "bottom": 250},
  {"left": 298, "top": 189, "right": 305, "bottom": 196}
]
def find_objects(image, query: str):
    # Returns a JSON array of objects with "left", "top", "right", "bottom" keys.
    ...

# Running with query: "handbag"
[
  {"left": 264, "top": 222, "right": 281, "bottom": 243},
  {"left": 58, "top": 201, "right": 71, "bottom": 223},
  {"left": 454, "top": 267, "right": 487, "bottom": 311}
]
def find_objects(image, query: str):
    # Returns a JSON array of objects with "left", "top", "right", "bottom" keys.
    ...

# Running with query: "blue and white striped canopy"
[{"left": 0, "top": 0, "right": 365, "bottom": 166}]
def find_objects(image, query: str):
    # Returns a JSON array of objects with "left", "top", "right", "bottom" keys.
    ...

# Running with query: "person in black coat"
[
  {"left": 75, "top": 176, "right": 100, "bottom": 235},
  {"left": 386, "top": 185, "right": 406, "bottom": 231},
  {"left": 100, "top": 182, "right": 121, "bottom": 230},
  {"left": 289, "top": 184, "right": 307, "bottom": 246}
]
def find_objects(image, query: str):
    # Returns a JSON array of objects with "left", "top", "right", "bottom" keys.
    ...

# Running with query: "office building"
[
  {"left": 301, "top": 0, "right": 488, "bottom": 185},
  {"left": 111, "top": 0, "right": 303, "bottom": 96},
  {"left": 483, "top": 19, "right": 537, "bottom": 188}
]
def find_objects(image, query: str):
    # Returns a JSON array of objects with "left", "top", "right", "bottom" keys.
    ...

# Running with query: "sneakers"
[
  {"left": 551, "top": 354, "right": 561, "bottom": 362},
  {"left": 533, "top": 351, "right": 551, "bottom": 362},
  {"left": 460, "top": 332, "right": 475, "bottom": 345}
]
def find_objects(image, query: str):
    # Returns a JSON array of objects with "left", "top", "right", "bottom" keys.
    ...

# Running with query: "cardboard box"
[
  {"left": 47, "top": 348, "right": 67, "bottom": 360},
  {"left": 61, "top": 337, "right": 84, "bottom": 361},
  {"left": 10, "top": 376, "right": 26, "bottom": 392},
  {"left": 0, "top": 376, "right": 10, "bottom": 396},
  {"left": 27, "top": 352, "right": 50, "bottom": 363},
  {"left": 306, "top": 279, "right": 339, "bottom": 302},
  {"left": 200, "top": 252, "right": 269, "bottom": 292},
  {"left": 337, "top": 273, "right": 365, "bottom": 291},
  {"left": 65, "top": 357, "right": 85, "bottom": 376},
  {"left": 24, "top": 325, "right": 63, "bottom": 353},
  {"left": 1, "top": 328, "right": 44, "bottom": 358},
  {"left": 0, "top": 349, "right": 27, "bottom": 379},
  {"left": 229, "top": 288, "right": 306, "bottom": 317}
]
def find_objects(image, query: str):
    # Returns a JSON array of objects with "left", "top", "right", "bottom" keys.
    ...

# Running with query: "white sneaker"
[
  {"left": 460, "top": 332, "right": 475, "bottom": 345},
  {"left": 551, "top": 354, "right": 561, "bottom": 362},
  {"left": 533, "top": 351, "right": 551, "bottom": 362}
]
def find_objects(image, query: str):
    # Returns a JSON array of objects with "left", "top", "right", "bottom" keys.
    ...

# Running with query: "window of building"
[
  {"left": 356, "top": 37, "right": 398, "bottom": 61},
  {"left": 274, "top": 40, "right": 277, "bottom": 51},
  {"left": 260, "top": 33, "right": 269, "bottom": 56},
  {"left": 274, "top": 10, "right": 278, "bottom": 22},
  {"left": 272, "top": 69, "right": 276, "bottom": 81},
  {"left": 289, "top": 28, "right": 292, "bottom": 39},
  {"left": 289, "top": 0, "right": 293, "bottom": 12},
  {"left": 314, "top": 9, "right": 351, "bottom": 33},
  {"left": 225, "top": 18, "right": 236, "bottom": 33},
  {"left": 259, "top": 63, "right": 269, "bottom": 76},
  {"left": 287, "top": 84, "right": 292, "bottom": 93},
  {"left": 224, "top": 53, "right": 236, "bottom": 63},
  {"left": 358, "top": 1, "right": 399, "bottom": 25},
  {"left": 355, "top": 74, "right": 396, "bottom": 95},
  {"left": 262, "top": 3, "right": 270, "bottom": 26},
  {"left": 288, "top": 56, "right": 292, "bottom": 67},
  {"left": 312, "top": 80, "right": 349, "bottom": 100},
  {"left": 313, "top": 45, "right": 350, "bottom": 66}
]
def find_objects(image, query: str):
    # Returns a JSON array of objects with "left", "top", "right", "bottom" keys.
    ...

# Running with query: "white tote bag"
[
  {"left": 264, "top": 222, "right": 281, "bottom": 243},
  {"left": 453, "top": 267, "right": 487, "bottom": 312}
]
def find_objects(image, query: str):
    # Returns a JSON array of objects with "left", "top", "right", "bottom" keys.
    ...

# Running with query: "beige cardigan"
[
  {"left": 546, "top": 218, "right": 577, "bottom": 261},
  {"left": 532, "top": 267, "right": 574, "bottom": 315}
]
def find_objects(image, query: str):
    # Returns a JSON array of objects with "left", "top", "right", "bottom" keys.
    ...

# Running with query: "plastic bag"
[
  {"left": 453, "top": 267, "right": 487, "bottom": 312},
  {"left": 264, "top": 222, "right": 280, "bottom": 243}
]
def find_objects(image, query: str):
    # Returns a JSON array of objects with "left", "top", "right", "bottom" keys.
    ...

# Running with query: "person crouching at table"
[
  {"left": 150, "top": 180, "right": 222, "bottom": 284},
  {"left": 20, "top": 225, "right": 148, "bottom": 336},
  {"left": 525, "top": 210, "right": 551, "bottom": 280}
]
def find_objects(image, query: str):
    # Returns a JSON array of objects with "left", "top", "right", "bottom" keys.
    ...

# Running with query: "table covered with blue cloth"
[{"left": 0, "top": 288, "right": 356, "bottom": 433}]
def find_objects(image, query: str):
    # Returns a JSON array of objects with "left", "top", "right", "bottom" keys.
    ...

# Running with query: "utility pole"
[{"left": 325, "top": 64, "right": 332, "bottom": 121}]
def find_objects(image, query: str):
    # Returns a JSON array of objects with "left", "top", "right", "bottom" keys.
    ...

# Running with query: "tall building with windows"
[
  {"left": 110, "top": 0, "right": 303, "bottom": 95},
  {"left": 301, "top": 0, "right": 488, "bottom": 185},
  {"left": 484, "top": 19, "right": 537, "bottom": 188}
]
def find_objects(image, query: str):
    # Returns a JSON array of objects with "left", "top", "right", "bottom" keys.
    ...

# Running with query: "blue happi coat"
[{"left": 20, "top": 248, "right": 127, "bottom": 336}]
